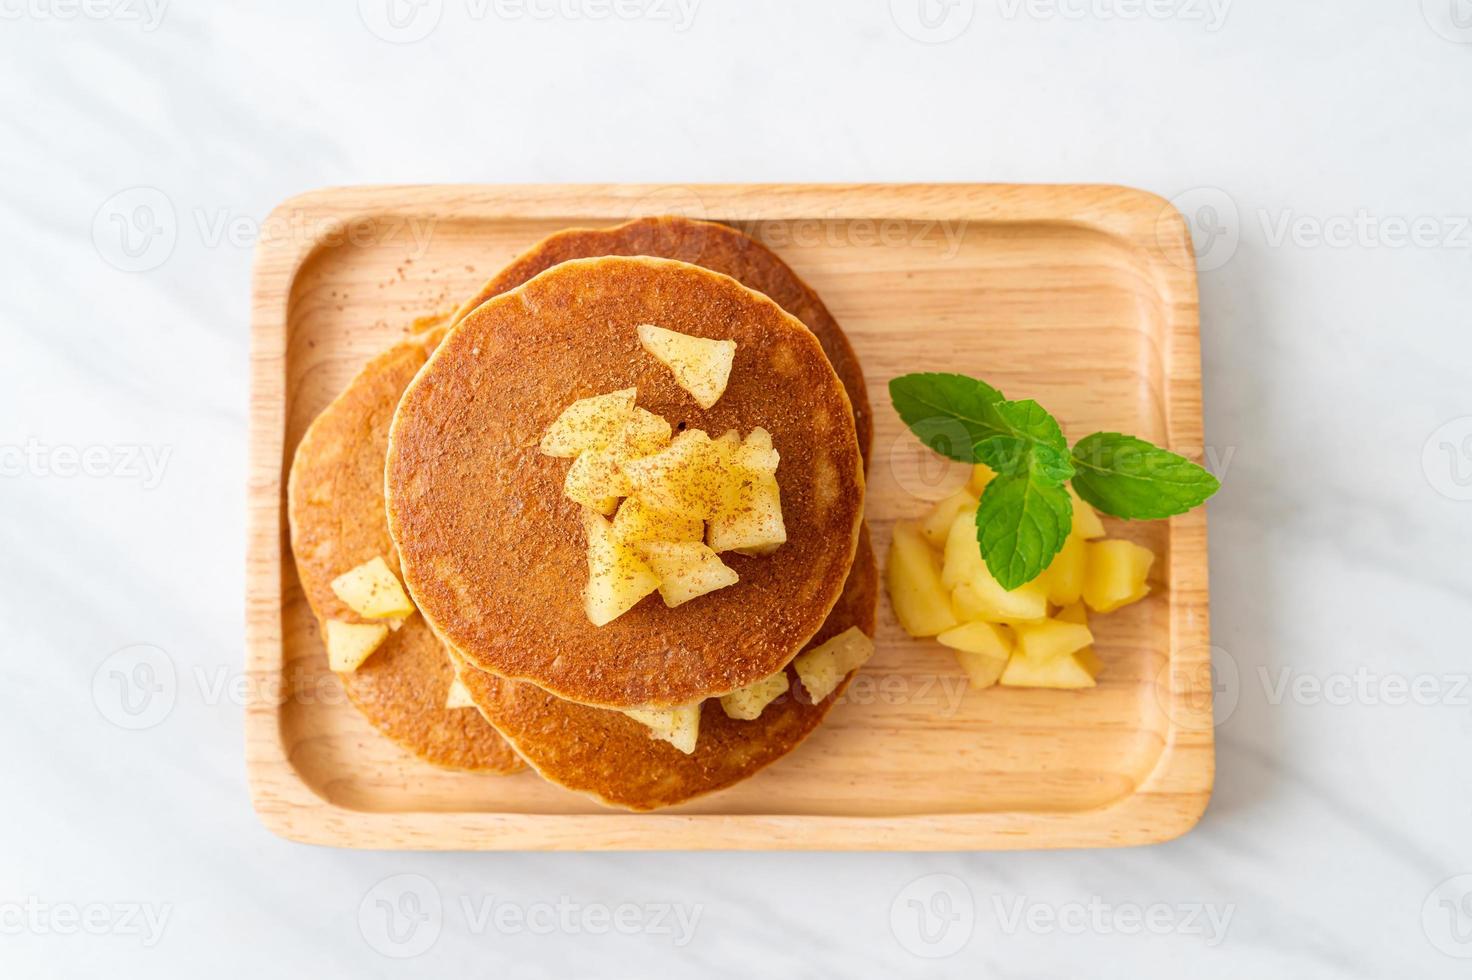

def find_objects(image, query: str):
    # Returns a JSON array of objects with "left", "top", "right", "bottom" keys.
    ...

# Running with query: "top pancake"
[
  {"left": 286, "top": 332, "right": 522, "bottom": 773},
  {"left": 386, "top": 256, "right": 866, "bottom": 710},
  {"left": 450, "top": 216, "right": 872, "bottom": 466}
]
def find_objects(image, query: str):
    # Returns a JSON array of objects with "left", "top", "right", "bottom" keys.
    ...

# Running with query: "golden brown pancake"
[
  {"left": 450, "top": 216, "right": 872, "bottom": 466},
  {"left": 387, "top": 256, "right": 866, "bottom": 710},
  {"left": 287, "top": 333, "right": 523, "bottom": 774},
  {"left": 456, "top": 528, "right": 877, "bottom": 811}
]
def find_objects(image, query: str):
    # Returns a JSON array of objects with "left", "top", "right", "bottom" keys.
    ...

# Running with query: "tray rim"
[{"left": 245, "top": 182, "right": 1212, "bottom": 851}]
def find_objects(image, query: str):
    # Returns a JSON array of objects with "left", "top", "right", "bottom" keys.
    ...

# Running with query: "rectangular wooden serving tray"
[{"left": 246, "top": 183, "right": 1213, "bottom": 850}]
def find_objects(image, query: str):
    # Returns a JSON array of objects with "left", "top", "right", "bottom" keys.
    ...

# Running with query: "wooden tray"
[{"left": 246, "top": 184, "right": 1213, "bottom": 850}]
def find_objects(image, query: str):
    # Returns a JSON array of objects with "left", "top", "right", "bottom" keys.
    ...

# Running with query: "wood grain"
[{"left": 246, "top": 184, "right": 1213, "bottom": 850}]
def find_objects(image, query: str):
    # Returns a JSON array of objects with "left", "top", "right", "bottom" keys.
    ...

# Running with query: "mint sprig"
[{"left": 888, "top": 373, "right": 1220, "bottom": 589}]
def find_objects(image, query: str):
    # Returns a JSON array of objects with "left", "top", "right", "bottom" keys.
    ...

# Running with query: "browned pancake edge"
[{"left": 286, "top": 332, "right": 523, "bottom": 774}]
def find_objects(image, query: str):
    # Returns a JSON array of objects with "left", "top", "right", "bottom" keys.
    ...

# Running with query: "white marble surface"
[{"left": 3, "top": 1, "right": 1471, "bottom": 975}]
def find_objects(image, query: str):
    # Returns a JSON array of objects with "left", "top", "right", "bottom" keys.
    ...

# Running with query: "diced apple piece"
[
  {"left": 709, "top": 470, "right": 786, "bottom": 555},
  {"left": 938, "top": 619, "right": 1012, "bottom": 659},
  {"left": 325, "top": 620, "right": 389, "bottom": 672},
  {"left": 539, "top": 388, "right": 636, "bottom": 458},
  {"left": 709, "top": 429, "right": 786, "bottom": 555},
  {"left": 732, "top": 426, "right": 779, "bottom": 473},
  {"left": 719, "top": 671, "right": 790, "bottom": 721},
  {"left": 563, "top": 450, "right": 621, "bottom": 514},
  {"left": 937, "top": 620, "right": 1013, "bottom": 690},
  {"left": 562, "top": 406, "right": 674, "bottom": 513},
  {"left": 636, "top": 540, "right": 739, "bottom": 607},
  {"left": 886, "top": 522, "right": 959, "bottom": 637},
  {"left": 611, "top": 495, "right": 704, "bottom": 545},
  {"left": 1012, "top": 618, "right": 1093, "bottom": 661},
  {"left": 637, "top": 324, "right": 737, "bottom": 410},
  {"left": 1069, "top": 485, "right": 1106, "bottom": 539},
  {"left": 999, "top": 646, "right": 1099, "bottom": 689},
  {"left": 1040, "top": 533, "right": 1087, "bottom": 606},
  {"left": 445, "top": 674, "right": 474, "bottom": 709},
  {"left": 1083, "top": 539, "right": 1154, "bottom": 613},
  {"left": 582, "top": 509, "right": 661, "bottom": 626},
  {"left": 624, "top": 703, "right": 701, "bottom": 754},
  {"left": 793, "top": 626, "right": 874, "bottom": 703},
  {"left": 1055, "top": 601, "right": 1088, "bottom": 625},
  {"left": 622, "top": 429, "right": 725, "bottom": 520},
  {"left": 921, "top": 489, "right": 978, "bottom": 548},
  {"left": 951, "top": 578, "right": 1049, "bottom": 624},
  {"left": 940, "top": 506, "right": 985, "bottom": 589},
  {"left": 968, "top": 462, "right": 996, "bottom": 495},
  {"left": 330, "top": 556, "right": 415, "bottom": 619}
]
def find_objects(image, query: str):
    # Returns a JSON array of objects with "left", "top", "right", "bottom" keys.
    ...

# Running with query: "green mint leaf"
[
  {"left": 991, "top": 399, "right": 1068, "bottom": 455},
  {"left": 889, "top": 373, "right": 1007, "bottom": 462},
  {"left": 975, "top": 467, "right": 1073, "bottom": 589},
  {"left": 975, "top": 434, "right": 1073, "bottom": 483},
  {"left": 1070, "top": 432, "right": 1221, "bottom": 519}
]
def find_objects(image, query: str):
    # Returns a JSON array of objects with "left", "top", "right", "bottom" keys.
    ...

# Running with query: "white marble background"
[{"left": 3, "top": 0, "right": 1471, "bottom": 976}]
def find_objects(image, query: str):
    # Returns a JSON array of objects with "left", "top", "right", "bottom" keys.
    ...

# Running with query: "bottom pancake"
[
  {"left": 287, "top": 334, "right": 523, "bottom": 774},
  {"left": 456, "top": 528, "right": 877, "bottom": 811}
]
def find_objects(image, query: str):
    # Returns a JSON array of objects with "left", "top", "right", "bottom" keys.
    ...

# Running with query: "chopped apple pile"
[
  {"left": 887, "top": 463, "right": 1156, "bottom": 691},
  {"left": 637, "top": 324, "right": 737, "bottom": 409},
  {"left": 542, "top": 388, "right": 787, "bottom": 627},
  {"left": 324, "top": 556, "right": 419, "bottom": 672}
]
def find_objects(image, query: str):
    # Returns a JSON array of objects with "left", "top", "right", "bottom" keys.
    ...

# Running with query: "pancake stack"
[{"left": 288, "top": 217, "right": 875, "bottom": 810}]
